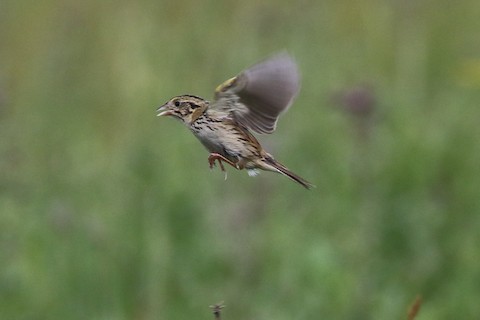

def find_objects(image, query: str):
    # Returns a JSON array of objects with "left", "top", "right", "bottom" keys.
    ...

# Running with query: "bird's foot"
[{"left": 208, "top": 153, "right": 240, "bottom": 180}]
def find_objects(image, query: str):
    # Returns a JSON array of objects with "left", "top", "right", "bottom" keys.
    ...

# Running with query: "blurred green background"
[{"left": 1, "top": 0, "right": 479, "bottom": 319}]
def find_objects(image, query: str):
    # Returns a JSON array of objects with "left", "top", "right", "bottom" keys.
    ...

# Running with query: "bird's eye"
[{"left": 174, "top": 100, "right": 181, "bottom": 107}]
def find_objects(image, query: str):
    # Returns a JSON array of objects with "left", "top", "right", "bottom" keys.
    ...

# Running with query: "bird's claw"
[
  {"left": 208, "top": 156, "right": 226, "bottom": 172},
  {"left": 208, "top": 153, "right": 236, "bottom": 181}
]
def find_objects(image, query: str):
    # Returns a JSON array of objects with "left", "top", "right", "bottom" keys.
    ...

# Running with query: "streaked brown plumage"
[{"left": 156, "top": 53, "right": 313, "bottom": 189}]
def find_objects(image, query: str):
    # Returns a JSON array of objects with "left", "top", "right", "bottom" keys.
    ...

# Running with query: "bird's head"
[{"left": 156, "top": 95, "right": 209, "bottom": 124}]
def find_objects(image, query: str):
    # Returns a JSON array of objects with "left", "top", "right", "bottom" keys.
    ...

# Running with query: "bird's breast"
[{"left": 189, "top": 115, "right": 260, "bottom": 161}]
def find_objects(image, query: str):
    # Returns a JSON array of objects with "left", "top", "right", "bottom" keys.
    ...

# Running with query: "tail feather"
[{"left": 261, "top": 158, "right": 314, "bottom": 189}]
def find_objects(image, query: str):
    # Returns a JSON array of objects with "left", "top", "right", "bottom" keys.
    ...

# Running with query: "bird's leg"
[{"left": 208, "top": 153, "right": 239, "bottom": 172}]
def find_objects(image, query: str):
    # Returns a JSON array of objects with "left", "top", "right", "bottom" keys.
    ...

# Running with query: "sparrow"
[{"left": 157, "top": 53, "right": 313, "bottom": 189}]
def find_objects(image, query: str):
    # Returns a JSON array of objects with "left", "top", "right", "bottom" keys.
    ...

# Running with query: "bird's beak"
[{"left": 156, "top": 104, "right": 173, "bottom": 117}]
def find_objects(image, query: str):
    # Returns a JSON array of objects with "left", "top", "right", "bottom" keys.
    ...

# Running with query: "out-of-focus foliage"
[{"left": 1, "top": 1, "right": 479, "bottom": 319}]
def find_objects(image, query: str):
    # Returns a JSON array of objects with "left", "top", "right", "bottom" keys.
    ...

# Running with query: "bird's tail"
[{"left": 260, "top": 157, "right": 314, "bottom": 189}]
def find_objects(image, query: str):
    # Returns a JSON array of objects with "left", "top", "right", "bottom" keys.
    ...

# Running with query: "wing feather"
[{"left": 213, "top": 53, "right": 300, "bottom": 134}]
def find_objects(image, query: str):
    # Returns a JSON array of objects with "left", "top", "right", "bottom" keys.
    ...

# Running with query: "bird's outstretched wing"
[{"left": 212, "top": 53, "right": 300, "bottom": 134}]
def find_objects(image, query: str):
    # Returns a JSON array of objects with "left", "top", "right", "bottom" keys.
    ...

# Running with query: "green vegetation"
[{"left": 1, "top": 1, "right": 479, "bottom": 319}]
